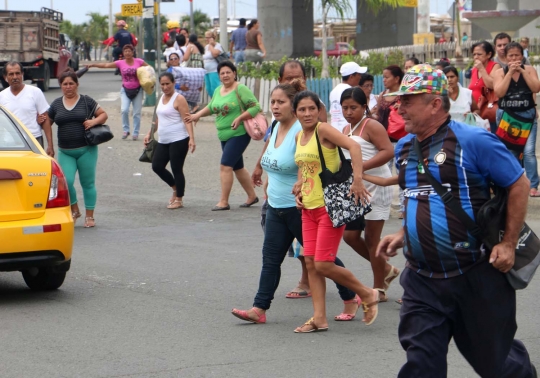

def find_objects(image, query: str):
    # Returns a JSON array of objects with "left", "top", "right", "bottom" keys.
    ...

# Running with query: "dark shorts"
[
  {"left": 220, "top": 132, "right": 251, "bottom": 170},
  {"left": 345, "top": 216, "right": 365, "bottom": 231}
]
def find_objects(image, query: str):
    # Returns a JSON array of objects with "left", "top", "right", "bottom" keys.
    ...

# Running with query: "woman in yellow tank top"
[{"left": 292, "top": 91, "right": 381, "bottom": 332}]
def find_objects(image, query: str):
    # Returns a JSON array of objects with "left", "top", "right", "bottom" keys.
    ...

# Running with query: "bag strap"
[
  {"left": 234, "top": 85, "right": 246, "bottom": 113},
  {"left": 315, "top": 125, "right": 347, "bottom": 173},
  {"left": 413, "top": 138, "right": 484, "bottom": 240},
  {"left": 82, "top": 95, "right": 98, "bottom": 120},
  {"left": 149, "top": 105, "right": 158, "bottom": 141},
  {"left": 270, "top": 119, "right": 278, "bottom": 136}
]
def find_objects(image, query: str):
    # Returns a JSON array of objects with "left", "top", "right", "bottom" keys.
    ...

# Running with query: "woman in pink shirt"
[{"left": 88, "top": 44, "right": 148, "bottom": 140}]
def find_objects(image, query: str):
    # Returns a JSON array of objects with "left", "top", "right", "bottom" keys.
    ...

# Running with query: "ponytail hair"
[
  {"left": 340, "top": 87, "right": 372, "bottom": 118},
  {"left": 271, "top": 78, "right": 307, "bottom": 104}
]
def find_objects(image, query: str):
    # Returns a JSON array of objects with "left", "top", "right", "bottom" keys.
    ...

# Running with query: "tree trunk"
[{"left": 321, "top": 5, "right": 329, "bottom": 79}]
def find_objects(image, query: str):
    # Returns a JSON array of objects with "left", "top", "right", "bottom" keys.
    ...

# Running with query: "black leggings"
[{"left": 152, "top": 138, "right": 190, "bottom": 197}]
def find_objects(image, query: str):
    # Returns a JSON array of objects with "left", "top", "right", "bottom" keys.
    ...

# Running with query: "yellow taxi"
[{"left": 0, "top": 106, "right": 73, "bottom": 290}]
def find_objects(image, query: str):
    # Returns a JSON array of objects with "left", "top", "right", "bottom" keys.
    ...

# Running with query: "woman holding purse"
[
  {"left": 185, "top": 61, "right": 259, "bottom": 211},
  {"left": 144, "top": 72, "right": 196, "bottom": 209},
  {"left": 47, "top": 68, "right": 108, "bottom": 228},
  {"left": 292, "top": 91, "right": 379, "bottom": 333}
]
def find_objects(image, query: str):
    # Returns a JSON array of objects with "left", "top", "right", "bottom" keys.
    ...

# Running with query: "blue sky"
[{"left": 17, "top": 0, "right": 454, "bottom": 25}]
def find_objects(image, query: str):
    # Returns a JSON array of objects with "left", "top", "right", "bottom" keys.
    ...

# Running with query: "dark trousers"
[
  {"left": 152, "top": 138, "right": 190, "bottom": 197},
  {"left": 398, "top": 261, "right": 534, "bottom": 378},
  {"left": 253, "top": 204, "right": 355, "bottom": 310}
]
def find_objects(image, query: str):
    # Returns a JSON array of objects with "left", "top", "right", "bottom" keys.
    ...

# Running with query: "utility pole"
[
  {"left": 219, "top": 0, "right": 228, "bottom": 52},
  {"left": 142, "top": 0, "right": 156, "bottom": 106},
  {"left": 108, "top": 0, "right": 113, "bottom": 44},
  {"left": 189, "top": 0, "right": 194, "bottom": 33}
]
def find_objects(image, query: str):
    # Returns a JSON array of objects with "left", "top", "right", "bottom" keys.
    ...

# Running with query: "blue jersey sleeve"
[{"left": 456, "top": 123, "right": 524, "bottom": 188}]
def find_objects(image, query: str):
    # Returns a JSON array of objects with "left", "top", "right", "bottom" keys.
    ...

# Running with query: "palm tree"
[
  {"left": 86, "top": 12, "right": 109, "bottom": 59},
  {"left": 319, "top": 0, "right": 405, "bottom": 77},
  {"left": 180, "top": 10, "right": 211, "bottom": 36}
]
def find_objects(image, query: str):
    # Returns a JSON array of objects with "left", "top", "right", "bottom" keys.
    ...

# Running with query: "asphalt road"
[{"left": 1, "top": 71, "right": 539, "bottom": 378}]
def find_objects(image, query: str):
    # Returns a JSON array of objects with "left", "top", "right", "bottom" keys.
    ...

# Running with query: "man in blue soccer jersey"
[{"left": 376, "top": 64, "right": 536, "bottom": 378}]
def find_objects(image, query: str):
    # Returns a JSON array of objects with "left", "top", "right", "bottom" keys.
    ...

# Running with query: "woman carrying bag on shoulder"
[
  {"left": 88, "top": 44, "right": 148, "bottom": 140},
  {"left": 144, "top": 72, "right": 196, "bottom": 209},
  {"left": 185, "top": 61, "right": 259, "bottom": 211},
  {"left": 292, "top": 91, "right": 380, "bottom": 333},
  {"left": 48, "top": 68, "right": 108, "bottom": 228}
]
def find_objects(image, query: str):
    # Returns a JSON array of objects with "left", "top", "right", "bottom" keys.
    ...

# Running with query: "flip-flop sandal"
[
  {"left": 530, "top": 189, "right": 540, "bottom": 197},
  {"left": 231, "top": 308, "right": 266, "bottom": 324},
  {"left": 383, "top": 265, "right": 400, "bottom": 291},
  {"left": 334, "top": 295, "right": 361, "bottom": 321},
  {"left": 362, "top": 289, "right": 380, "bottom": 326},
  {"left": 167, "top": 199, "right": 183, "bottom": 209},
  {"left": 294, "top": 317, "right": 328, "bottom": 333},
  {"left": 286, "top": 287, "right": 311, "bottom": 298},
  {"left": 212, "top": 205, "right": 230, "bottom": 211}
]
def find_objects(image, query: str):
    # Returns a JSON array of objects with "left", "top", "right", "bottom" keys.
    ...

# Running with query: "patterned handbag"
[{"left": 315, "top": 130, "right": 371, "bottom": 228}]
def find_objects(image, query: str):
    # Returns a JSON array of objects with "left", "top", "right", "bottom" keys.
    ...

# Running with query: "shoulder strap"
[
  {"left": 270, "top": 119, "right": 278, "bottom": 135},
  {"left": 82, "top": 95, "right": 90, "bottom": 120},
  {"left": 234, "top": 85, "right": 245, "bottom": 112},
  {"left": 358, "top": 116, "right": 370, "bottom": 137},
  {"left": 413, "top": 138, "right": 484, "bottom": 240},
  {"left": 315, "top": 124, "right": 348, "bottom": 172}
]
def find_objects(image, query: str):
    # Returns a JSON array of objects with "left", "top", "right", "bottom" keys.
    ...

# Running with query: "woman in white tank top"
[
  {"left": 340, "top": 87, "right": 400, "bottom": 302},
  {"left": 144, "top": 72, "right": 196, "bottom": 209}
]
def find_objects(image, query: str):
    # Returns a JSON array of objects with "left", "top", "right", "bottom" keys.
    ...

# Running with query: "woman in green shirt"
[{"left": 186, "top": 61, "right": 260, "bottom": 211}]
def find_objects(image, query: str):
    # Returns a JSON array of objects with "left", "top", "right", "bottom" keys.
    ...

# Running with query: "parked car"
[
  {"left": 0, "top": 106, "right": 73, "bottom": 290},
  {"left": 314, "top": 37, "right": 357, "bottom": 57}
]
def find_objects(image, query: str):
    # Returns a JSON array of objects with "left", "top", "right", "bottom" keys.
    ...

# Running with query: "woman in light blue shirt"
[{"left": 231, "top": 80, "right": 358, "bottom": 324}]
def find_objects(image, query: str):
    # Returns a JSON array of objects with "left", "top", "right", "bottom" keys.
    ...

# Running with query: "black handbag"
[
  {"left": 139, "top": 105, "right": 158, "bottom": 163},
  {"left": 83, "top": 95, "right": 114, "bottom": 146},
  {"left": 315, "top": 130, "right": 371, "bottom": 228},
  {"left": 215, "top": 51, "right": 230, "bottom": 64},
  {"left": 414, "top": 139, "right": 540, "bottom": 290}
]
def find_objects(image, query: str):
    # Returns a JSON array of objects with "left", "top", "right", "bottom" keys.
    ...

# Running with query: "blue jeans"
[
  {"left": 233, "top": 50, "right": 245, "bottom": 63},
  {"left": 253, "top": 204, "right": 355, "bottom": 310},
  {"left": 524, "top": 120, "right": 539, "bottom": 189},
  {"left": 496, "top": 108, "right": 539, "bottom": 189},
  {"left": 120, "top": 87, "right": 143, "bottom": 136}
]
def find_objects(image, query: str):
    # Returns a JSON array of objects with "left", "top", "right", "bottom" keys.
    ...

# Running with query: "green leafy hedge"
[{"left": 236, "top": 50, "right": 404, "bottom": 80}]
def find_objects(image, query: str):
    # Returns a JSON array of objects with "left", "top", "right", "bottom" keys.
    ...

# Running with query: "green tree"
[
  {"left": 180, "top": 10, "right": 211, "bottom": 36},
  {"left": 318, "top": 0, "right": 405, "bottom": 77}
]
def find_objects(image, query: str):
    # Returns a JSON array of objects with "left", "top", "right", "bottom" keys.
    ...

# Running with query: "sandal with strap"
[
  {"left": 294, "top": 317, "right": 329, "bottom": 333},
  {"left": 167, "top": 199, "right": 183, "bottom": 209},
  {"left": 72, "top": 211, "right": 82, "bottom": 222},
  {"left": 231, "top": 308, "right": 266, "bottom": 324},
  {"left": 362, "top": 289, "right": 380, "bottom": 326},
  {"left": 334, "top": 295, "right": 361, "bottom": 321},
  {"left": 383, "top": 265, "right": 400, "bottom": 291},
  {"left": 84, "top": 217, "right": 95, "bottom": 228},
  {"left": 375, "top": 288, "right": 388, "bottom": 303},
  {"left": 169, "top": 191, "right": 177, "bottom": 205},
  {"left": 285, "top": 284, "right": 311, "bottom": 299}
]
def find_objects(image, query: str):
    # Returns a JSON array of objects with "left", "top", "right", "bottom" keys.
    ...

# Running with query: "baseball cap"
[
  {"left": 385, "top": 64, "right": 448, "bottom": 97},
  {"left": 340, "top": 62, "right": 368, "bottom": 76}
]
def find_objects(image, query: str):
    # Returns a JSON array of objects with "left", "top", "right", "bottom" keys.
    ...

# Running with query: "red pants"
[{"left": 302, "top": 207, "right": 345, "bottom": 262}]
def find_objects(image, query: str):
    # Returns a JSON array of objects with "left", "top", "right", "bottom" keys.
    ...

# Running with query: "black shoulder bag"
[
  {"left": 139, "top": 105, "right": 158, "bottom": 163},
  {"left": 83, "top": 95, "right": 114, "bottom": 146},
  {"left": 314, "top": 129, "right": 371, "bottom": 228},
  {"left": 414, "top": 138, "right": 540, "bottom": 290}
]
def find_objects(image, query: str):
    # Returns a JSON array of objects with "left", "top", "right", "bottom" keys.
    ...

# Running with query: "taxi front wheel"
[{"left": 22, "top": 268, "right": 67, "bottom": 291}]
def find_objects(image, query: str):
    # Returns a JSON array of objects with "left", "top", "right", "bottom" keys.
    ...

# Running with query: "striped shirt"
[
  {"left": 396, "top": 119, "right": 523, "bottom": 278},
  {"left": 48, "top": 95, "right": 99, "bottom": 149}
]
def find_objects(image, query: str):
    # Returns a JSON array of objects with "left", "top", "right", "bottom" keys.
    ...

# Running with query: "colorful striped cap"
[{"left": 384, "top": 64, "right": 448, "bottom": 97}]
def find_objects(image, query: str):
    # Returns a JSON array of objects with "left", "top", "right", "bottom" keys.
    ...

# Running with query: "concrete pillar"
[
  {"left": 356, "top": 1, "right": 414, "bottom": 49},
  {"left": 257, "top": 0, "right": 314, "bottom": 60},
  {"left": 417, "top": 0, "right": 430, "bottom": 33}
]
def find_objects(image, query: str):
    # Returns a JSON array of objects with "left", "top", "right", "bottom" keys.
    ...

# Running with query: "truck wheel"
[
  {"left": 22, "top": 268, "right": 66, "bottom": 291},
  {"left": 37, "top": 61, "right": 50, "bottom": 92}
]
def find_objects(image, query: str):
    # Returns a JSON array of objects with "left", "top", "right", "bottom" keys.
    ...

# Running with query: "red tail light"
[{"left": 46, "top": 160, "right": 70, "bottom": 208}]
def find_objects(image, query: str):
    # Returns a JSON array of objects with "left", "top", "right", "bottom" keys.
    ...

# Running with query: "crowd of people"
[{"left": 2, "top": 29, "right": 538, "bottom": 376}]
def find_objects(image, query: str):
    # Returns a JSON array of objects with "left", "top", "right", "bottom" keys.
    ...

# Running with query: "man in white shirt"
[
  {"left": 329, "top": 62, "right": 367, "bottom": 131},
  {"left": 0, "top": 61, "right": 53, "bottom": 156}
]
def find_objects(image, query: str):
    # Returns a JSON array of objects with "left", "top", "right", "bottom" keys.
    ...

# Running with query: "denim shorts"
[{"left": 220, "top": 132, "right": 251, "bottom": 170}]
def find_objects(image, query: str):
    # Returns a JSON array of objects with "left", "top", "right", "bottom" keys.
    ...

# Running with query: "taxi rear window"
[{"left": 0, "top": 111, "right": 29, "bottom": 150}]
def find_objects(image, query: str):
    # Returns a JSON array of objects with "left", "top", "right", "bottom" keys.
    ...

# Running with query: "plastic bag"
[
  {"left": 137, "top": 66, "right": 156, "bottom": 95},
  {"left": 464, "top": 113, "right": 490, "bottom": 131}
]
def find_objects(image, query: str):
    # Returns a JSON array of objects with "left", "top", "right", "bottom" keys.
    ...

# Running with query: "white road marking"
[{"left": 97, "top": 92, "right": 120, "bottom": 102}]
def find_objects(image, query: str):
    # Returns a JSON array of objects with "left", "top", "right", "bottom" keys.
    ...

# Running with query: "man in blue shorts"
[{"left": 377, "top": 64, "right": 536, "bottom": 377}]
